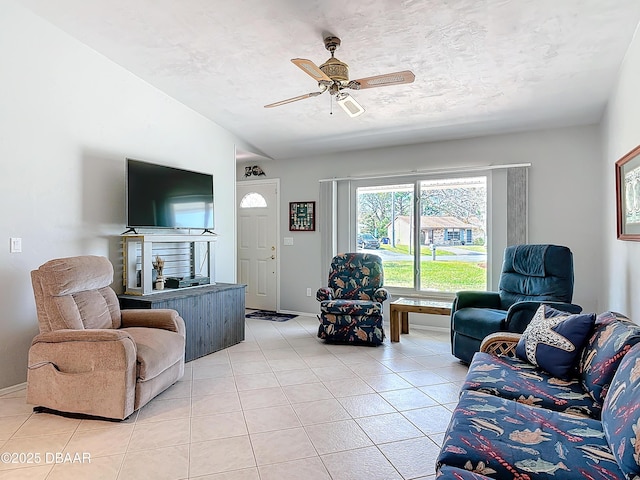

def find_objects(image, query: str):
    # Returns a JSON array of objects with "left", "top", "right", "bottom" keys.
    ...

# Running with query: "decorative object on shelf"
[
  {"left": 244, "top": 165, "right": 265, "bottom": 177},
  {"left": 153, "top": 255, "right": 165, "bottom": 290},
  {"left": 289, "top": 201, "right": 315, "bottom": 231},
  {"left": 616, "top": 145, "right": 640, "bottom": 241}
]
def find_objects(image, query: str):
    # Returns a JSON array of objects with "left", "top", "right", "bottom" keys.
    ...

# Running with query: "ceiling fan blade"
[
  {"left": 291, "top": 58, "right": 332, "bottom": 82},
  {"left": 336, "top": 92, "right": 365, "bottom": 118},
  {"left": 264, "top": 91, "right": 322, "bottom": 108},
  {"left": 349, "top": 70, "right": 416, "bottom": 90}
]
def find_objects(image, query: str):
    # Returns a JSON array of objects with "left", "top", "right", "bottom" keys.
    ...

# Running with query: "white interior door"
[{"left": 237, "top": 180, "right": 278, "bottom": 311}]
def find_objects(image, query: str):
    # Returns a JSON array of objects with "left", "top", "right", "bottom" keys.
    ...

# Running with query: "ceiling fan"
[{"left": 264, "top": 36, "right": 415, "bottom": 117}]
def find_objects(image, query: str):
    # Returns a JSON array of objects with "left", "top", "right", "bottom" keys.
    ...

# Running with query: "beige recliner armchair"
[{"left": 27, "top": 255, "right": 185, "bottom": 420}]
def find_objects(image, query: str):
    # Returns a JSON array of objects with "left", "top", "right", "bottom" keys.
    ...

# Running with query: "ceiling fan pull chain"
[{"left": 330, "top": 94, "right": 333, "bottom": 115}]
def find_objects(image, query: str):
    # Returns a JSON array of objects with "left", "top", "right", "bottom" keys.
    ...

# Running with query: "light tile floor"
[{"left": 0, "top": 315, "right": 468, "bottom": 480}]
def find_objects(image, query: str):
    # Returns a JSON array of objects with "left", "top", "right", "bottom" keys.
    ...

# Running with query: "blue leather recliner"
[{"left": 450, "top": 244, "right": 581, "bottom": 364}]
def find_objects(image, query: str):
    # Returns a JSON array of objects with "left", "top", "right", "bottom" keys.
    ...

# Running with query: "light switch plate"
[
  {"left": 284, "top": 237, "right": 294, "bottom": 246},
  {"left": 10, "top": 237, "right": 22, "bottom": 253}
]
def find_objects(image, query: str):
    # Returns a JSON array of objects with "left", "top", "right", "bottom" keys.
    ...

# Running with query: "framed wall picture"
[
  {"left": 616, "top": 145, "right": 640, "bottom": 241},
  {"left": 289, "top": 201, "right": 315, "bottom": 231}
]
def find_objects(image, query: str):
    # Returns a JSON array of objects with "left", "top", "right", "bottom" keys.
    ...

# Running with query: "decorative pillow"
[
  {"left": 515, "top": 304, "right": 595, "bottom": 379},
  {"left": 602, "top": 342, "right": 640, "bottom": 478},
  {"left": 579, "top": 311, "right": 640, "bottom": 405}
]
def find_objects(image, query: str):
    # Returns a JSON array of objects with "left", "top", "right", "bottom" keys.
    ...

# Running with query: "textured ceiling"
[{"left": 17, "top": 0, "right": 640, "bottom": 160}]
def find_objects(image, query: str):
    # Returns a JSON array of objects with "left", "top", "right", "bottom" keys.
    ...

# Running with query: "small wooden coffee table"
[{"left": 389, "top": 297, "right": 452, "bottom": 342}]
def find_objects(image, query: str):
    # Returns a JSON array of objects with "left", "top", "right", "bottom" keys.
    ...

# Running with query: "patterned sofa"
[{"left": 437, "top": 310, "right": 640, "bottom": 479}]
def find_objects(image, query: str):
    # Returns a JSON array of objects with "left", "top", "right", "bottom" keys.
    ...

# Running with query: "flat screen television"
[{"left": 126, "top": 158, "right": 214, "bottom": 231}]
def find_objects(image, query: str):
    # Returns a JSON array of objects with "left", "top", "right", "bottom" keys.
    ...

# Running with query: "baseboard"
[
  {"left": 278, "top": 310, "right": 317, "bottom": 318},
  {"left": 0, "top": 382, "right": 26, "bottom": 396},
  {"left": 403, "top": 323, "right": 450, "bottom": 333}
]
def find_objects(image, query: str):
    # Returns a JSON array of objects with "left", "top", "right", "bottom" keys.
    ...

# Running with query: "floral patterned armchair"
[{"left": 317, "top": 252, "right": 388, "bottom": 345}]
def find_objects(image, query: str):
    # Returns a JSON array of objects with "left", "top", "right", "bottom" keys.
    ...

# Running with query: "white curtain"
[{"left": 318, "top": 180, "right": 337, "bottom": 284}]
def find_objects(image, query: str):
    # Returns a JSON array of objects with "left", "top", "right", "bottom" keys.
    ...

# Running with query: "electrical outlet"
[
  {"left": 10, "top": 237, "right": 22, "bottom": 253},
  {"left": 306, "top": 288, "right": 312, "bottom": 297}
]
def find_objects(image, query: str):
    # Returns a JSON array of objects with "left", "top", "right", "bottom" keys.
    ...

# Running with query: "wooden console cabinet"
[{"left": 119, "top": 283, "right": 245, "bottom": 362}]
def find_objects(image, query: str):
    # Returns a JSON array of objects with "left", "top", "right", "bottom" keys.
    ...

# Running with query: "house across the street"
[{"left": 388, "top": 215, "right": 484, "bottom": 247}]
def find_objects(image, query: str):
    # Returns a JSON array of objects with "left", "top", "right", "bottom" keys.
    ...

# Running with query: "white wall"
[
  {"left": 238, "top": 126, "right": 603, "bottom": 319},
  {"left": 602, "top": 27, "right": 640, "bottom": 320},
  {"left": 0, "top": 1, "right": 241, "bottom": 388}
]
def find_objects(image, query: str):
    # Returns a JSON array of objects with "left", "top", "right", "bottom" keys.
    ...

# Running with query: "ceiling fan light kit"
[
  {"left": 265, "top": 36, "right": 415, "bottom": 117},
  {"left": 336, "top": 92, "right": 365, "bottom": 117}
]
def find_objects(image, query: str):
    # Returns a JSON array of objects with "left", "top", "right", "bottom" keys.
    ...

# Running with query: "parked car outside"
[{"left": 357, "top": 233, "right": 380, "bottom": 249}]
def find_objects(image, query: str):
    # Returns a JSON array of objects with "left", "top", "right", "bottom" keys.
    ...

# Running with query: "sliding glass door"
[{"left": 356, "top": 175, "right": 487, "bottom": 295}]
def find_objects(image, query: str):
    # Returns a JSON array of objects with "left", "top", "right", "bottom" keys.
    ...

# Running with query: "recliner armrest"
[
  {"left": 32, "top": 328, "right": 132, "bottom": 345},
  {"left": 121, "top": 309, "right": 185, "bottom": 336},
  {"left": 29, "top": 329, "right": 137, "bottom": 373},
  {"left": 373, "top": 288, "right": 389, "bottom": 303},
  {"left": 540, "top": 302, "right": 582, "bottom": 314},
  {"left": 316, "top": 287, "right": 334, "bottom": 302},
  {"left": 453, "top": 291, "right": 501, "bottom": 311},
  {"left": 505, "top": 301, "right": 583, "bottom": 333}
]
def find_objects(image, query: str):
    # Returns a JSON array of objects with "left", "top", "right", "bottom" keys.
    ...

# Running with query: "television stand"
[
  {"left": 202, "top": 229, "right": 217, "bottom": 235},
  {"left": 121, "top": 227, "right": 138, "bottom": 235},
  {"left": 121, "top": 234, "right": 217, "bottom": 295}
]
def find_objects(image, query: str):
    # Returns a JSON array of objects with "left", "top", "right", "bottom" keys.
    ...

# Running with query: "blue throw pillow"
[{"left": 516, "top": 304, "right": 595, "bottom": 379}]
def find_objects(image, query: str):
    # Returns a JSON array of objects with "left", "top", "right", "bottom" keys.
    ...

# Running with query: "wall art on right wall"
[{"left": 616, "top": 144, "right": 640, "bottom": 241}]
